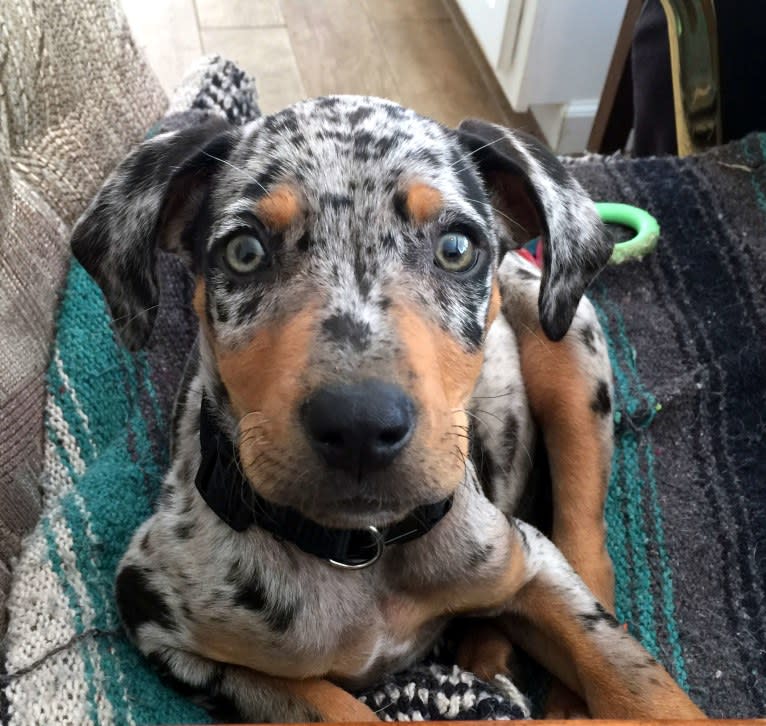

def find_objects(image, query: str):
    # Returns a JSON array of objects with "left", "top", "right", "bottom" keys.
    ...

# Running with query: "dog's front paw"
[{"left": 544, "top": 679, "right": 589, "bottom": 719}]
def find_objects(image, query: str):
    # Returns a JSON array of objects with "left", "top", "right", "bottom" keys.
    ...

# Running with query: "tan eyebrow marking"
[
  {"left": 404, "top": 182, "right": 443, "bottom": 224},
  {"left": 255, "top": 184, "right": 302, "bottom": 231}
]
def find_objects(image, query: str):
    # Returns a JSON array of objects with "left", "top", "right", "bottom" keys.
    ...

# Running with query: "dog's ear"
[
  {"left": 457, "top": 119, "right": 611, "bottom": 341},
  {"left": 71, "top": 118, "right": 241, "bottom": 350}
]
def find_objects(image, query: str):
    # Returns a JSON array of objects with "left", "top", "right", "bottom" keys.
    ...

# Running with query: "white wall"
[{"left": 456, "top": 0, "right": 627, "bottom": 152}]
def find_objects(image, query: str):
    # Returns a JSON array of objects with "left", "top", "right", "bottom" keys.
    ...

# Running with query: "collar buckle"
[{"left": 328, "top": 526, "right": 384, "bottom": 570}]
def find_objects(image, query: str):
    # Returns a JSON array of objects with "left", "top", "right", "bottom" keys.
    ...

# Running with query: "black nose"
[{"left": 301, "top": 380, "right": 416, "bottom": 473}]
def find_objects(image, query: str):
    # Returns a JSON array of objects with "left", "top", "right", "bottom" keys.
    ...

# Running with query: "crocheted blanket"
[{"left": 2, "top": 58, "right": 765, "bottom": 723}]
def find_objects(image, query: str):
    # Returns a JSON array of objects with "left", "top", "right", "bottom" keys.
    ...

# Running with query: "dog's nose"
[{"left": 301, "top": 380, "right": 416, "bottom": 473}]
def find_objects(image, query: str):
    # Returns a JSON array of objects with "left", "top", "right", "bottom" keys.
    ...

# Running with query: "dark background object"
[{"left": 591, "top": 0, "right": 766, "bottom": 155}]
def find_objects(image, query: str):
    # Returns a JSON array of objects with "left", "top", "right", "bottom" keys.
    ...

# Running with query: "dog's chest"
[
  {"left": 178, "top": 540, "right": 446, "bottom": 685},
  {"left": 137, "top": 479, "right": 513, "bottom": 687},
  {"left": 469, "top": 312, "right": 534, "bottom": 516}
]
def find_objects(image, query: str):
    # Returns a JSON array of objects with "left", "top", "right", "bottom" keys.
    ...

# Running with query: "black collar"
[{"left": 194, "top": 396, "right": 453, "bottom": 569}]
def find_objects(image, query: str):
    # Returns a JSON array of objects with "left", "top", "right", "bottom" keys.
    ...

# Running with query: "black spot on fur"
[
  {"left": 317, "top": 96, "right": 340, "bottom": 109},
  {"left": 460, "top": 316, "right": 483, "bottom": 348},
  {"left": 515, "top": 520, "right": 529, "bottom": 552},
  {"left": 235, "top": 288, "right": 266, "bottom": 324},
  {"left": 322, "top": 313, "right": 371, "bottom": 352},
  {"left": 580, "top": 325, "right": 598, "bottom": 354},
  {"left": 296, "top": 232, "right": 312, "bottom": 252},
  {"left": 151, "top": 656, "right": 244, "bottom": 722},
  {"left": 140, "top": 531, "right": 151, "bottom": 553},
  {"left": 393, "top": 190, "right": 408, "bottom": 221},
  {"left": 469, "top": 419, "right": 496, "bottom": 501},
  {"left": 320, "top": 193, "right": 353, "bottom": 211},
  {"left": 234, "top": 577, "right": 296, "bottom": 633},
  {"left": 515, "top": 266, "right": 538, "bottom": 281},
  {"left": 466, "top": 543, "right": 494, "bottom": 568},
  {"left": 348, "top": 105, "right": 373, "bottom": 127},
  {"left": 380, "top": 231, "right": 397, "bottom": 250},
  {"left": 579, "top": 602, "right": 620, "bottom": 631},
  {"left": 278, "top": 110, "right": 299, "bottom": 133},
  {"left": 353, "top": 131, "right": 376, "bottom": 160},
  {"left": 452, "top": 148, "right": 491, "bottom": 224},
  {"left": 174, "top": 521, "right": 194, "bottom": 540},
  {"left": 503, "top": 415, "right": 518, "bottom": 467},
  {"left": 373, "top": 134, "right": 406, "bottom": 158},
  {"left": 251, "top": 159, "right": 285, "bottom": 191},
  {"left": 354, "top": 253, "right": 367, "bottom": 285},
  {"left": 591, "top": 380, "right": 612, "bottom": 416},
  {"left": 116, "top": 565, "right": 176, "bottom": 636},
  {"left": 411, "top": 148, "right": 440, "bottom": 167},
  {"left": 214, "top": 298, "right": 230, "bottom": 324},
  {"left": 382, "top": 103, "right": 406, "bottom": 119}
]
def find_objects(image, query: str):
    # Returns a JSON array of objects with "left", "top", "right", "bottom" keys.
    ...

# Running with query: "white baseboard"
[{"left": 530, "top": 99, "right": 599, "bottom": 154}]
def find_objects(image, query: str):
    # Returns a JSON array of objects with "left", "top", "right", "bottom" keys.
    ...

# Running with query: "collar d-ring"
[{"left": 328, "top": 526, "right": 384, "bottom": 570}]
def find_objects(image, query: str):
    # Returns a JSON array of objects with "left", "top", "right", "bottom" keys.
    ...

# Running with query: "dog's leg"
[
  {"left": 148, "top": 646, "right": 378, "bottom": 722},
  {"left": 500, "top": 253, "right": 615, "bottom": 610},
  {"left": 455, "top": 620, "right": 519, "bottom": 683},
  {"left": 501, "top": 520, "right": 704, "bottom": 718},
  {"left": 499, "top": 254, "right": 615, "bottom": 715}
]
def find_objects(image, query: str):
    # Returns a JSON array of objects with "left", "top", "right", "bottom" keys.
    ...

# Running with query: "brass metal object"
[{"left": 659, "top": 0, "right": 722, "bottom": 156}]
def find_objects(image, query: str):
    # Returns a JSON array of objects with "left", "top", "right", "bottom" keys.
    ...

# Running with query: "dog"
[{"left": 70, "top": 95, "right": 704, "bottom": 721}]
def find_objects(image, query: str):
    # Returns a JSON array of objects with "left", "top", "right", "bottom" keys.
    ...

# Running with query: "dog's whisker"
[
  {"left": 520, "top": 322, "right": 550, "bottom": 350},
  {"left": 459, "top": 194, "right": 528, "bottom": 237},
  {"left": 449, "top": 134, "right": 511, "bottom": 168},
  {"left": 471, "top": 388, "right": 516, "bottom": 401},
  {"left": 200, "top": 149, "right": 268, "bottom": 195},
  {"left": 111, "top": 303, "right": 161, "bottom": 325},
  {"left": 471, "top": 407, "right": 505, "bottom": 425}
]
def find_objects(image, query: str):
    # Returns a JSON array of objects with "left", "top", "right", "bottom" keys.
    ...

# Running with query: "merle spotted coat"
[{"left": 71, "top": 96, "right": 704, "bottom": 721}]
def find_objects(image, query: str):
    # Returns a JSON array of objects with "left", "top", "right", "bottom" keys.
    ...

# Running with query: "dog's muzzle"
[{"left": 300, "top": 379, "right": 416, "bottom": 475}]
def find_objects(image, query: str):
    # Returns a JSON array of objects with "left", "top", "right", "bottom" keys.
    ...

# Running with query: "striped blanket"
[{"left": 2, "top": 62, "right": 764, "bottom": 723}]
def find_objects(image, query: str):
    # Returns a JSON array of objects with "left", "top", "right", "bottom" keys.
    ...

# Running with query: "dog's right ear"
[{"left": 71, "top": 119, "right": 241, "bottom": 350}]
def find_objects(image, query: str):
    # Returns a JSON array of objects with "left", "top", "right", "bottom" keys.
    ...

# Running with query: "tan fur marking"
[
  {"left": 503, "top": 580, "right": 705, "bottom": 718},
  {"left": 487, "top": 280, "right": 501, "bottom": 327},
  {"left": 256, "top": 183, "right": 302, "bottom": 231},
  {"left": 456, "top": 621, "right": 516, "bottom": 683},
  {"left": 405, "top": 182, "right": 442, "bottom": 224},
  {"left": 518, "top": 329, "right": 614, "bottom": 609},
  {"left": 277, "top": 677, "right": 379, "bottom": 722},
  {"left": 393, "top": 304, "right": 483, "bottom": 472},
  {"left": 213, "top": 307, "right": 317, "bottom": 499},
  {"left": 192, "top": 279, "right": 206, "bottom": 320},
  {"left": 387, "top": 528, "right": 526, "bottom": 639}
]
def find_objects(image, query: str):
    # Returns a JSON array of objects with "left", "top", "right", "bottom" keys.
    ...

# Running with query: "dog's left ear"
[
  {"left": 457, "top": 119, "right": 612, "bottom": 341},
  {"left": 71, "top": 118, "right": 240, "bottom": 350}
]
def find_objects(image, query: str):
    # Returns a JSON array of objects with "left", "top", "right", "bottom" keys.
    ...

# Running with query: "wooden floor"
[{"left": 122, "top": 0, "right": 539, "bottom": 132}]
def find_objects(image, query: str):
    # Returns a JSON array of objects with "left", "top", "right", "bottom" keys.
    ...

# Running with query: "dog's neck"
[{"left": 191, "top": 376, "right": 456, "bottom": 568}]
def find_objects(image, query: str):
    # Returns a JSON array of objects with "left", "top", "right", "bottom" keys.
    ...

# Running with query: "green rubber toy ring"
[{"left": 595, "top": 202, "right": 660, "bottom": 265}]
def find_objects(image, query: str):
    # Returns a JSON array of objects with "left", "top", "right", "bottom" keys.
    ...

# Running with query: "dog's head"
[{"left": 72, "top": 96, "right": 609, "bottom": 527}]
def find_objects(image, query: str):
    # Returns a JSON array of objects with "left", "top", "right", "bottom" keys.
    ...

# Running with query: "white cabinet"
[{"left": 455, "top": 0, "right": 627, "bottom": 153}]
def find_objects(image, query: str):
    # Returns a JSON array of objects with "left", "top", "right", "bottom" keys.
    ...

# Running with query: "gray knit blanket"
[{"left": 1, "top": 57, "right": 764, "bottom": 724}]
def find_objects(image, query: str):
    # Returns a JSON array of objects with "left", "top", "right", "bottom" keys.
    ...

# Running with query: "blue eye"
[
  {"left": 224, "top": 234, "right": 266, "bottom": 274},
  {"left": 434, "top": 233, "right": 478, "bottom": 272}
]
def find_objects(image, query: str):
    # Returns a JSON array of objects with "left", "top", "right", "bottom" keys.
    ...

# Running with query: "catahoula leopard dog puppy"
[{"left": 71, "top": 96, "right": 704, "bottom": 721}]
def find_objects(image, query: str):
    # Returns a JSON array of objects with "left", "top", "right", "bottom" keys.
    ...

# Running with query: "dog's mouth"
[{"left": 294, "top": 492, "right": 424, "bottom": 530}]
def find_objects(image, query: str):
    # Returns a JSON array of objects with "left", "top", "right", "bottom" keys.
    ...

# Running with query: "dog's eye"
[
  {"left": 434, "top": 233, "right": 478, "bottom": 273},
  {"left": 224, "top": 234, "right": 267, "bottom": 274}
]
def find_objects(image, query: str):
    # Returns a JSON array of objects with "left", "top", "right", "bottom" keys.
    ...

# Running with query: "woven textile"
[
  {"left": 2, "top": 57, "right": 765, "bottom": 722},
  {"left": 0, "top": 0, "right": 167, "bottom": 633}
]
